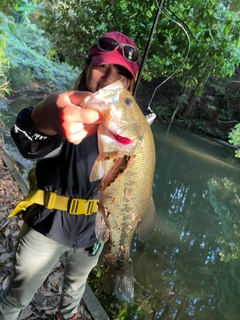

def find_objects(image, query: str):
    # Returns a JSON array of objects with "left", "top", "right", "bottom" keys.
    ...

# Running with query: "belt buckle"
[
  {"left": 69, "top": 199, "right": 98, "bottom": 215},
  {"left": 85, "top": 199, "right": 98, "bottom": 215},
  {"left": 44, "top": 192, "right": 56, "bottom": 210}
]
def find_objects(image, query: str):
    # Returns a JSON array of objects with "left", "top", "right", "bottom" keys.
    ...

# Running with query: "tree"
[{"left": 40, "top": 0, "right": 240, "bottom": 116}]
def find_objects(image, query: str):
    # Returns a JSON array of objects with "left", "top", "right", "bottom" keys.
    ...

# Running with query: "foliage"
[
  {"left": 0, "top": 69, "right": 11, "bottom": 101},
  {"left": 36, "top": 0, "right": 240, "bottom": 128},
  {"left": 228, "top": 124, "right": 240, "bottom": 158},
  {"left": 0, "top": 0, "right": 21, "bottom": 14},
  {"left": 0, "top": 1, "right": 34, "bottom": 101},
  {"left": 40, "top": 0, "right": 240, "bottom": 83},
  {"left": 0, "top": 15, "right": 11, "bottom": 101},
  {"left": 37, "top": 0, "right": 156, "bottom": 70},
  {"left": 167, "top": 0, "right": 240, "bottom": 82},
  {"left": 1, "top": 11, "right": 79, "bottom": 92},
  {"left": 0, "top": 1, "right": 25, "bottom": 100}
]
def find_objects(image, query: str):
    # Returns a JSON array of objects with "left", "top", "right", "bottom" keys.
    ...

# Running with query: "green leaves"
[
  {"left": 228, "top": 124, "right": 240, "bottom": 158},
  {"left": 35, "top": 0, "right": 240, "bottom": 124}
]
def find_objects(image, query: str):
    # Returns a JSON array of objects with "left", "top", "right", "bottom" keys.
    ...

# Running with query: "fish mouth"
[{"left": 113, "top": 133, "right": 132, "bottom": 145}]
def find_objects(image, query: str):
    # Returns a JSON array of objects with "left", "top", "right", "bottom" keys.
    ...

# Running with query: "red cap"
[{"left": 88, "top": 31, "right": 139, "bottom": 80}]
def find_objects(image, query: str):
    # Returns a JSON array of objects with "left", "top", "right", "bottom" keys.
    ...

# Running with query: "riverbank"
[{"left": 0, "top": 141, "right": 108, "bottom": 320}]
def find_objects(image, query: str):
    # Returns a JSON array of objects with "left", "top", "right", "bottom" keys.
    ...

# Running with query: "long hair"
[
  {"left": 74, "top": 58, "right": 91, "bottom": 91},
  {"left": 74, "top": 58, "right": 135, "bottom": 94}
]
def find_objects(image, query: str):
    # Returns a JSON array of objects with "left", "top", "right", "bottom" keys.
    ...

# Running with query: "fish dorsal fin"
[{"left": 135, "top": 196, "right": 156, "bottom": 241}]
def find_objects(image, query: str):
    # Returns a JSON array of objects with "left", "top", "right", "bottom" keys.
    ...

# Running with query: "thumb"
[{"left": 68, "top": 91, "right": 93, "bottom": 106}]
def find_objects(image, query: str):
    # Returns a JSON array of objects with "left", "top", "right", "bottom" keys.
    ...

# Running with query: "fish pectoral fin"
[
  {"left": 90, "top": 152, "right": 121, "bottom": 182},
  {"left": 135, "top": 196, "right": 156, "bottom": 242},
  {"left": 90, "top": 156, "right": 104, "bottom": 181}
]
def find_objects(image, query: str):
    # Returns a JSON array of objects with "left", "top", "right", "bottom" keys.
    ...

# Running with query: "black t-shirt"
[{"left": 11, "top": 107, "right": 100, "bottom": 248}]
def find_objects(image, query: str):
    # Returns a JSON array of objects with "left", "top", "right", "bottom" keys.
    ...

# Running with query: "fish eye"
[{"left": 124, "top": 98, "right": 132, "bottom": 106}]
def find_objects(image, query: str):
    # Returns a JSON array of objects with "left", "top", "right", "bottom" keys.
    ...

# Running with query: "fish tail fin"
[
  {"left": 96, "top": 259, "right": 134, "bottom": 302},
  {"left": 113, "top": 262, "right": 134, "bottom": 302}
]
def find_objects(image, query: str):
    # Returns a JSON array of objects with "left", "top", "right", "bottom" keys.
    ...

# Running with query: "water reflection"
[
  {"left": 130, "top": 122, "right": 240, "bottom": 320},
  {"left": 1, "top": 97, "right": 39, "bottom": 174}
]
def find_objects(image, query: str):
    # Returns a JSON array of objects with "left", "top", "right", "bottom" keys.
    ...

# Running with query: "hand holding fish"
[{"left": 31, "top": 91, "right": 103, "bottom": 144}]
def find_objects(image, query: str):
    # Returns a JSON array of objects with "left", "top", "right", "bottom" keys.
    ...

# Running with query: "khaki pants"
[{"left": 0, "top": 223, "right": 102, "bottom": 320}]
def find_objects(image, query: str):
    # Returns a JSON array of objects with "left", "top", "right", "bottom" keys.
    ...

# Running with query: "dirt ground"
[{"left": 0, "top": 154, "right": 92, "bottom": 319}]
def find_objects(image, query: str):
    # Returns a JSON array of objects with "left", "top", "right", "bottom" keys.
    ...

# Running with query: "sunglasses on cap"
[{"left": 97, "top": 36, "right": 140, "bottom": 63}]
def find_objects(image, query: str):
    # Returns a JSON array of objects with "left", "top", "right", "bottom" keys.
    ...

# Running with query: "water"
[
  {"left": 1, "top": 97, "right": 39, "bottom": 175},
  {"left": 2, "top": 98, "right": 240, "bottom": 319},
  {"left": 128, "top": 122, "right": 240, "bottom": 319}
]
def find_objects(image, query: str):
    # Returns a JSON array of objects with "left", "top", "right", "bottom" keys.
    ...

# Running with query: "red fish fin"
[{"left": 135, "top": 196, "right": 156, "bottom": 241}]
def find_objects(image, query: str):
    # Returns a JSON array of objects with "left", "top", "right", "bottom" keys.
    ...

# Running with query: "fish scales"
[{"left": 82, "top": 81, "right": 156, "bottom": 302}]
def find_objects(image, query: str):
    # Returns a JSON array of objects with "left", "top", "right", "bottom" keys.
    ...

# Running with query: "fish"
[{"left": 82, "top": 81, "right": 156, "bottom": 302}]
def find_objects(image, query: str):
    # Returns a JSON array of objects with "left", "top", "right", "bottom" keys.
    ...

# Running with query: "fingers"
[
  {"left": 68, "top": 107, "right": 103, "bottom": 124},
  {"left": 32, "top": 90, "right": 103, "bottom": 144},
  {"left": 56, "top": 91, "right": 102, "bottom": 123},
  {"left": 65, "top": 130, "right": 89, "bottom": 145},
  {"left": 63, "top": 123, "right": 98, "bottom": 145},
  {"left": 70, "top": 91, "right": 103, "bottom": 123},
  {"left": 57, "top": 92, "right": 101, "bottom": 143}
]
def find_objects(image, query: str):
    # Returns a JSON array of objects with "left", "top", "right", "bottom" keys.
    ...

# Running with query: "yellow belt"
[{"left": 8, "top": 189, "right": 99, "bottom": 218}]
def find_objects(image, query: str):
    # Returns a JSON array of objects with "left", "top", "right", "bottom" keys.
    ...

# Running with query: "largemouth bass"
[{"left": 82, "top": 81, "right": 156, "bottom": 302}]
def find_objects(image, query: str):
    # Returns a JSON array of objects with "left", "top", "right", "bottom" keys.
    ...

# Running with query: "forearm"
[
  {"left": 11, "top": 107, "right": 64, "bottom": 159},
  {"left": 31, "top": 93, "right": 59, "bottom": 136}
]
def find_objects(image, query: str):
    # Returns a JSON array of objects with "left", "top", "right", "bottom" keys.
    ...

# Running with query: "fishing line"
[{"left": 147, "top": 1, "right": 191, "bottom": 111}]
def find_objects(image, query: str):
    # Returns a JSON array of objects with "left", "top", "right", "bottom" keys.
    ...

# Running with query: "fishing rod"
[
  {"left": 133, "top": 0, "right": 191, "bottom": 120},
  {"left": 133, "top": 0, "right": 164, "bottom": 98}
]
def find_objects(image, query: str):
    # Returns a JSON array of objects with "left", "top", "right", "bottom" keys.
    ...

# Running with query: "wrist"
[{"left": 31, "top": 102, "right": 58, "bottom": 136}]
